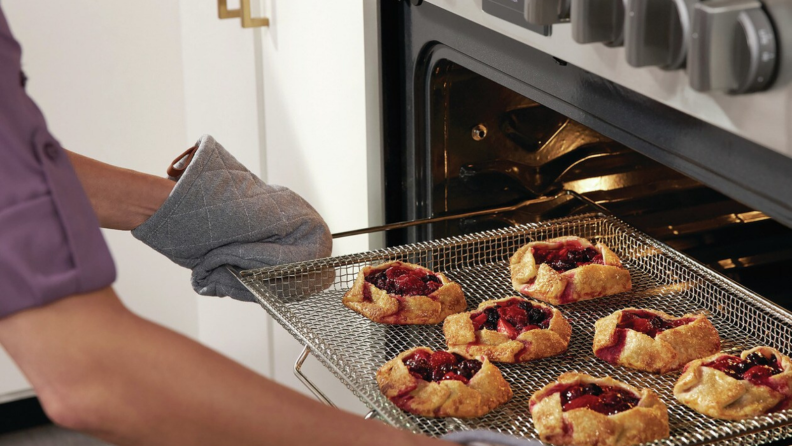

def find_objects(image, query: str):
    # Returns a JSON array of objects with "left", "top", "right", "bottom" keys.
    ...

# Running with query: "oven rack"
[{"left": 234, "top": 213, "right": 792, "bottom": 445}]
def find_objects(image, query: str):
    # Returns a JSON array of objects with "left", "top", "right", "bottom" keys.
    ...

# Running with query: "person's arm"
[
  {"left": 0, "top": 288, "right": 449, "bottom": 446},
  {"left": 65, "top": 150, "right": 174, "bottom": 230}
]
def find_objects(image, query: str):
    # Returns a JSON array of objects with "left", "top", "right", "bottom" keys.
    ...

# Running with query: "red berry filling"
[
  {"left": 704, "top": 352, "right": 783, "bottom": 387},
  {"left": 402, "top": 350, "right": 483, "bottom": 384},
  {"left": 557, "top": 383, "right": 640, "bottom": 415},
  {"left": 365, "top": 264, "right": 443, "bottom": 296},
  {"left": 470, "top": 298, "right": 552, "bottom": 338},
  {"left": 532, "top": 245, "right": 603, "bottom": 272},
  {"left": 617, "top": 310, "right": 695, "bottom": 338},
  {"left": 595, "top": 310, "right": 695, "bottom": 364}
]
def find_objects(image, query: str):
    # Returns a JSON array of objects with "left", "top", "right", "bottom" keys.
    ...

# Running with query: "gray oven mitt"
[
  {"left": 442, "top": 431, "right": 543, "bottom": 446},
  {"left": 132, "top": 135, "right": 332, "bottom": 301}
]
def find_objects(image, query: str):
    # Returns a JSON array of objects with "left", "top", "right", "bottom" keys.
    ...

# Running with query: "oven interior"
[{"left": 421, "top": 60, "right": 792, "bottom": 310}]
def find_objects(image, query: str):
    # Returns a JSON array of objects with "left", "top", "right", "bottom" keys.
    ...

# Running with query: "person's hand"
[
  {"left": 132, "top": 135, "right": 332, "bottom": 301},
  {"left": 442, "top": 430, "right": 543, "bottom": 446}
]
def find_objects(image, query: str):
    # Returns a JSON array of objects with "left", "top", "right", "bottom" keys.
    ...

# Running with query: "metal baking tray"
[{"left": 235, "top": 213, "right": 792, "bottom": 445}]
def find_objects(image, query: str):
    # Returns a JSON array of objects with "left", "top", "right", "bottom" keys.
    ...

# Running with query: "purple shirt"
[{"left": 0, "top": 8, "right": 115, "bottom": 318}]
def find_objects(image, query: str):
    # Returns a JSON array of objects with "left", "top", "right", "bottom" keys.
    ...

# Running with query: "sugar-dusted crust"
[
  {"left": 510, "top": 236, "right": 631, "bottom": 305},
  {"left": 673, "top": 346, "right": 792, "bottom": 420},
  {"left": 376, "top": 347, "right": 513, "bottom": 418},
  {"left": 530, "top": 372, "right": 669, "bottom": 446},
  {"left": 342, "top": 261, "right": 466, "bottom": 324},
  {"left": 443, "top": 296, "right": 571, "bottom": 363},
  {"left": 593, "top": 308, "right": 721, "bottom": 374}
]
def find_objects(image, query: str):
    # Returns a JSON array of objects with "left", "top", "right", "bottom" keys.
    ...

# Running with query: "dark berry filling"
[
  {"left": 402, "top": 350, "right": 482, "bottom": 384},
  {"left": 704, "top": 352, "right": 783, "bottom": 386},
  {"left": 558, "top": 383, "right": 640, "bottom": 415},
  {"left": 532, "top": 245, "right": 603, "bottom": 272},
  {"left": 470, "top": 299, "right": 552, "bottom": 338},
  {"left": 365, "top": 264, "right": 442, "bottom": 296},
  {"left": 617, "top": 310, "right": 695, "bottom": 338}
]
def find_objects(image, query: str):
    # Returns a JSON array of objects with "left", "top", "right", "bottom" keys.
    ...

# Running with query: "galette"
[
  {"left": 342, "top": 261, "right": 466, "bottom": 324},
  {"left": 443, "top": 296, "right": 571, "bottom": 363},
  {"left": 593, "top": 308, "right": 721, "bottom": 373},
  {"left": 674, "top": 346, "right": 792, "bottom": 420},
  {"left": 510, "top": 236, "right": 631, "bottom": 305},
  {"left": 376, "top": 347, "right": 512, "bottom": 418},
  {"left": 530, "top": 372, "right": 669, "bottom": 446}
]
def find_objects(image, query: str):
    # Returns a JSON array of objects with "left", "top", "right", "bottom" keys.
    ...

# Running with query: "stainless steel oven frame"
[{"left": 379, "top": 1, "right": 792, "bottom": 247}]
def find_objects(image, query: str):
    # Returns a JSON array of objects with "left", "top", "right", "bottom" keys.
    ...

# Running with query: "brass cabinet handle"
[
  {"left": 241, "top": 0, "right": 269, "bottom": 27},
  {"left": 217, "top": 0, "right": 241, "bottom": 19},
  {"left": 217, "top": 0, "right": 269, "bottom": 28}
]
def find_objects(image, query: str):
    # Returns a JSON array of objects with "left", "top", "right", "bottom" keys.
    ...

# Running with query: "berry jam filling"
[
  {"left": 365, "top": 265, "right": 442, "bottom": 296},
  {"left": 403, "top": 350, "right": 482, "bottom": 384},
  {"left": 470, "top": 299, "right": 552, "bottom": 338},
  {"left": 558, "top": 383, "right": 640, "bottom": 415},
  {"left": 704, "top": 352, "right": 783, "bottom": 386},
  {"left": 532, "top": 245, "right": 603, "bottom": 272},
  {"left": 617, "top": 310, "right": 695, "bottom": 338},
  {"left": 595, "top": 310, "right": 696, "bottom": 363}
]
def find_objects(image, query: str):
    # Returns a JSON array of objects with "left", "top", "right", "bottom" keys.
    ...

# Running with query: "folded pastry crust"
[
  {"left": 593, "top": 308, "right": 721, "bottom": 373},
  {"left": 376, "top": 347, "right": 512, "bottom": 418},
  {"left": 673, "top": 346, "right": 792, "bottom": 420},
  {"left": 510, "top": 236, "right": 631, "bottom": 305},
  {"left": 443, "top": 296, "right": 571, "bottom": 363},
  {"left": 530, "top": 372, "right": 669, "bottom": 446},
  {"left": 342, "top": 261, "right": 466, "bottom": 324}
]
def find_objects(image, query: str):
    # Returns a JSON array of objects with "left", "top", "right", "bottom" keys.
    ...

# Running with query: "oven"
[
  {"left": 233, "top": 2, "right": 792, "bottom": 444},
  {"left": 377, "top": 0, "right": 792, "bottom": 313}
]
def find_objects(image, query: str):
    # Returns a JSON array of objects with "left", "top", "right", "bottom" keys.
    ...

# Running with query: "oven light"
[{"left": 564, "top": 173, "right": 631, "bottom": 192}]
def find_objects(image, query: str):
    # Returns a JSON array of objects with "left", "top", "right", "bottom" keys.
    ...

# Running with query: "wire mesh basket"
[{"left": 236, "top": 213, "right": 792, "bottom": 445}]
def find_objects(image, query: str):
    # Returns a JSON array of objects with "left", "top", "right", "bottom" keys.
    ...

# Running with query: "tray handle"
[
  {"left": 294, "top": 346, "right": 381, "bottom": 419},
  {"left": 294, "top": 345, "right": 336, "bottom": 407}
]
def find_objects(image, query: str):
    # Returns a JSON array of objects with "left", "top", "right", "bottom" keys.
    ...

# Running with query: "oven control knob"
[
  {"left": 525, "top": 0, "right": 571, "bottom": 25},
  {"left": 571, "top": 0, "right": 627, "bottom": 47},
  {"left": 688, "top": 0, "right": 777, "bottom": 94},
  {"left": 625, "top": 0, "right": 697, "bottom": 69}
]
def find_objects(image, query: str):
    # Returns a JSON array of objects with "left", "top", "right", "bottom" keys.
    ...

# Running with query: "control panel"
[{"left": 481, "top": 0, "right": 782, "bottom": 94}]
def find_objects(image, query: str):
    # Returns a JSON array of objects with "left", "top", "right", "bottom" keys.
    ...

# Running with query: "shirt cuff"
[{"left": 0, "top": 131, "right": 115, "bottom": 318}]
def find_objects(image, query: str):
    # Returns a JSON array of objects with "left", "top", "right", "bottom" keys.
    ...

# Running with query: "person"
[
  {"left": 0, "top": 6, "right": 536, "bottom": 446},
  {"left": 0, "top": 6, "right": 452, "bottom": 445}
]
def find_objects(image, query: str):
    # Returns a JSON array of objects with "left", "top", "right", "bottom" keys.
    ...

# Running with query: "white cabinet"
[
  {"left": 0, "top": 0, "right": 381, "bottom": 416},
  {"left": 255, "top": 0, "right": 383, "bottom": 414}
]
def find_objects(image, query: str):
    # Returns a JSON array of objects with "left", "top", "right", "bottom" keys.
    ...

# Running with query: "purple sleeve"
[{"left": 0, "top": 8, "right": 115, "bottom": 318}]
